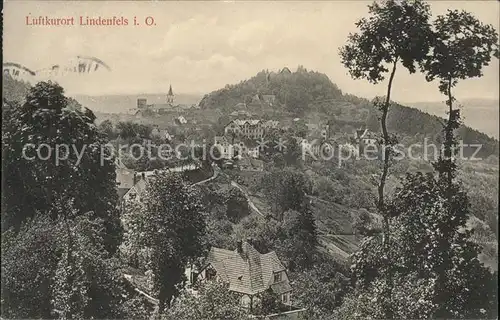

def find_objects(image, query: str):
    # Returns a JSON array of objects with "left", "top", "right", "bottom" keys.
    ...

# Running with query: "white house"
[
  {"left": 214, "top": 136, "right": 234, "bottom": 160},
  {"left": 224, "top": 120, "right": 264, "bottom": 139},
  {"left": 176, "top": 115, "right": 188, "bottom": 125}
]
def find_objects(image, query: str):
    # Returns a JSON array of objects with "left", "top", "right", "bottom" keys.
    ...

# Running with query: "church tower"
[{"left": 167, "top": 84, "right": 174, "bottom": 104}]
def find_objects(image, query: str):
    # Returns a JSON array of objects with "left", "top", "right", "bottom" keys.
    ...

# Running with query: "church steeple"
[{"left": 167, "top": 84, "right": 174, "bottom": 104}]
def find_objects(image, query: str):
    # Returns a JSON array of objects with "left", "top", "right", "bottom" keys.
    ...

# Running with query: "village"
[
  {"left": 3, "top": 0, "right": 498, "bottom": 318},
  {"left": 111, "top": 87, "right": 380, "bottom": 318}
]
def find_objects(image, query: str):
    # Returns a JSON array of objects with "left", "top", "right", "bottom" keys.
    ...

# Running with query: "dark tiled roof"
[
  {"left": 206, "top": 242, "right": 287, "bottom": 295},
  {"left": 241, "top": 138, "right": 258, "bottom": 148}
]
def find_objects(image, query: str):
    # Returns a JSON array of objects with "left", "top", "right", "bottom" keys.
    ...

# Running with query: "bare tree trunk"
[
  {"left": 445, "top": 76, "right": 454, "bottom": 190},
  {"left": 378, "top": 58, "right": 398, "bottom": 320},
  {"left": 435, "top": 76, "right": 457, "bottom": 308},
  {"left": 378, "top": 59, "right": 397, "bottom": 244}
]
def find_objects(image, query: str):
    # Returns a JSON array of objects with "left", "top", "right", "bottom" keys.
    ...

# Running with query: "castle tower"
[{"left": 167, "top": 84, "right": 174, "bottom": 104}]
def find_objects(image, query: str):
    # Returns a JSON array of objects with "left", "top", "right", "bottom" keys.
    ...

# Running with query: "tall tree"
[
  {"left": 261, "top": 169, "right": 311, "bottom": 220},
  {"left": 292, "top": 258, "right": 350, "bottom": 320},
  {"left": 346, "top": 173, "right": 497, "bottom": 319},
  {"left": 51, "top": 206, "right": 133, "bottom": 320},
  {"left": 2, "top": 81, "right": 122, "bottom": 253},
  {"left": 422, "top": 9, "right": 499, "bottom": 195},
  {"left": 1, "top": 215, "right": 60, "bottom": 319},
  {"left": 339, "top": 1, "right": 433, "bottom": 316},
  {"left": 420, "top": 9, "right": 499, "bottom": 319},
  {"left": 277, "top": 209, "right": 318, "bottom": 271},
  {"left": 98, "top": 119, "right": 116, "bottom": 140},
  {"left": 1, "top": 201, "right": 138, "bottom": 320},
  {"left": 127, "top": 173, "right": 207, "bottom": 310},
  {"left": 283, "top": 134, "right": 302, "bottom": 167}
]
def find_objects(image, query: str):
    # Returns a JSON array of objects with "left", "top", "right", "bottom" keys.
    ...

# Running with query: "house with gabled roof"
[
  {"left": 185, "top": 240, "right": 293, "bottom": 311},
  {"left": 280, "top": 67, "right": 292, "bottom": 75},
  {"left": 224, "top": 119, "right": 281, "bottom": 140},
  {"left": 214, "top": 135, "right": 234, "bottom": 160},
  {"left": 296, "top": 135, "right": 335, "bottom": 160},
  {"left": 249, "top": 94, "right": 262, "bottom": 106},
  {"left": 122, "top": 173, "right": 149, "bottom": 203},
  {"left": 224, "top": 119, "right": 264, "bottom": 139},
  {"left": 232, "top": 137, "right": 260, "bottom": 159},
  {"left": 115, "top": 157, "right": 136, "bottom": 200},
  {"left": 116, "top": 167, "right": 135, "bottom": 199},
  {"left": 354, "top": 128, "right": 376, "bottom": 146}
]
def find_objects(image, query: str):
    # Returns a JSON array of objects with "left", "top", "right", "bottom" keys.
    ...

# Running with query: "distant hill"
[
  {"left": 72, "top": 93, "right": 203, "bottom": 114},
  {"left": 406, "top": 99, "right": 499, "bottom": 139},
  {"left": 198, "top": 66, "right": 499, "bottom": 157},
  {"left": 385, "top": 103, "right": 499, "bottom": 158},
  {"left": 199, "top": 66, "right": 343, "bottom": 113},
  {"left": 2, "top": 74, "right": 30, "bottom": 102},
  {"left": 2, "top": 74, "right": 203, "bottom": 114}
]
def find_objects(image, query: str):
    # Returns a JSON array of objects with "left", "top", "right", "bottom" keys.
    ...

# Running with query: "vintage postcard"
[{"left": 2, "top": 0, "right": 499, "bottom": 319}]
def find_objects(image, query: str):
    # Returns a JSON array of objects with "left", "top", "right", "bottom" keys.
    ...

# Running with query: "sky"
[{"left": 3, "top": 0, "right": 500, "bottom": 102}]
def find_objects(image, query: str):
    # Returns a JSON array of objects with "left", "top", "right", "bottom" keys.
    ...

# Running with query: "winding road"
[
  {"left": 192, "top": 164, "right": 265, "bottom": 217},
  {"left": 229, "top": 180, "right": 265, "bottom": 217},
  {"left": 192, "top": 163, "right": 219, "bottom": 186}
]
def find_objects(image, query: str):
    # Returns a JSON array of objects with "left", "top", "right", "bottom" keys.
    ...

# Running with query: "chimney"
[
  {"left": 141, "top": 172, "right": 145, "bottom": 180},
  {"left": 236, "top": 240, "right": 243, "bottom": 254},
  {"left": 133, "top": 172, "right": 138, "bottom": 185}
]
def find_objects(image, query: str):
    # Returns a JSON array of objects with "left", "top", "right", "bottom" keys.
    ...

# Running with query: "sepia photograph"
[{"left": 2, "top": 0, "right": 499, "bottom": 319}]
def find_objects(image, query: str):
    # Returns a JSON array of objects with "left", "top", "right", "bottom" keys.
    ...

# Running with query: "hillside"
[
  {"left": 195, "top": 67, "right": 499, "bottom": 270},
  {"left": 199, "top": 66, "right": 343, "bottom": 114},
  {"left": 407, "top": 99, "right": 499, "bottom": 139},
  {"left": 385, "top": 103, "right": 499, "bottom": 158},
  {"left": 199, "top": 67, "right": 499, "bottom": 157}
]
